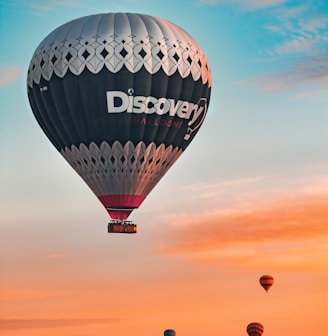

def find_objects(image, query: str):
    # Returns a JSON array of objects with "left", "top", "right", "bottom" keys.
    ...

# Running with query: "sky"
[{"left": 0, "top": 0, "right": 327, "bottom": 335}]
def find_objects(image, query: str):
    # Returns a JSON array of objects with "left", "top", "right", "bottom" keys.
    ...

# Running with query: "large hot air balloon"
[
  {"left": 164, "top": 329, "right": 176, "bottom": 336},
  {"left": 247, "top": 322, "right": 264, "bottom": 336},
  {"left": 27, "top": 13, "right": 212, "bottom": 233},
  {"left": 259, "top": 275, "right": 274, "bottom": 293}
]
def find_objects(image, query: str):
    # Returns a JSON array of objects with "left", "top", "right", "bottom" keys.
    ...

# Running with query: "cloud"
[
  {"left": 279, "top": 4, "right": 308, "bottom": 19},
  {"left": 264, "top": 24, "right": 286, "bottom": 35},
  {"left": 287, "top": 86, "right": 328, "bottom": 100},
  {"left": 248, "top": 52, "right": 328, "bottom": 94},
  {"left": 179, "top": 166, "right": 328, "bottom": 209},
  {"left": 184, "top": 176, "right": 267, "bottom": 191},
  {"left": 265, "top": 8, "right": 328, "bottom": 56},
  {"left": 197, "top": 0, "right": 287, "bottom": 10},
  {"left": 252, "top": 6, "right": 328, "bottom": 95},
  {"left": 6, "top": 0, "right": 81, "bottom": 14},
  {"left": 240, "top": 0, "right": 287, "bottom": 10},
  {"left": 274, "top": 37, "right": 314, "bottom": 55},
  {"left": 28, "top": 2, "right": 52, "bottom": 11},
  {"left": 44, "top": 253, "right": 74, "bottom": 259},
  {"left": 28, "top": 0, "right": 80, "bottom": 11},
  {"left": 0, "top": 66, "right": 24, "bottom": 88},
  {"left": 0, "top": 318, "right": 120, "bottom": 330},
  {"left": 156, "top": 174, "right": 328, "bottom": 271}
]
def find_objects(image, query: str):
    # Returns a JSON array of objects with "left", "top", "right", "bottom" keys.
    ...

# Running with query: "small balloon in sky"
[
  {"left": 27, "top": 12, "right": 212, "bottom": 233},
  {"left": 247, "top": 322, "right": 264, "bottom": 336},
  {"left": 164, "top": 329, "right": 176, "bottom": 336},
  {"left": 259, "top": 275, "right": 274, "bottom": 293}
]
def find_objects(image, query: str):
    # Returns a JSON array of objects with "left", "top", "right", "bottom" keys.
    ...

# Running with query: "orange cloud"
[
  {"left": 43, "top": 253, "right": 74, "bottom": 259},
  {"left": 156, "top": 192, "right": 328, "bottom": 271},
  {"left": 0, "top": 318, "right": 120, "bottom": 330}
]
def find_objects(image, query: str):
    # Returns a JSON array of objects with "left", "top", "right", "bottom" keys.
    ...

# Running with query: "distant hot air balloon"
[
  {"left": 164, "top": 329, "right": 176, "bottom": 336},
  {"left": 259, "top": 275, "right": 274, "bottom": 293},
  {"left": 247, "top": 322, "right": 264, "bottom": 336},
  {"left": 27, "top": 13, "right": 212, "bottom": 233}
]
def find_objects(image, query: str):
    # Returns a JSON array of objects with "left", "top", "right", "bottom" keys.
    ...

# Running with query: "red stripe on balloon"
[{"left": 98, "top": 194, "right": 146, "bottom": 220}]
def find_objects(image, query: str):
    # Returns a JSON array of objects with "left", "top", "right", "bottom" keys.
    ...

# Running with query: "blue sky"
[
  {"left": 1, "top": 1, "right": 328, "bottom": 336},
  {"left": 3, "top": 0, "right": 327, "bottom": 173}
]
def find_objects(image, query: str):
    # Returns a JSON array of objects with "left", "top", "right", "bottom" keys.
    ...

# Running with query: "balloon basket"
[{"left": 107, "top": 220, "right": 137, "bottom": 234}]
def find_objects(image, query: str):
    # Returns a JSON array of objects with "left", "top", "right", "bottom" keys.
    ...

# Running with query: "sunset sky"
[{"left": 1, "top": 0, "right": 328, "bottom": 335}]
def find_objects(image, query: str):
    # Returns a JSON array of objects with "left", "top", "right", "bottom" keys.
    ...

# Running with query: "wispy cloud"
[
  {"left": 274, "top": 37, "right": 314, "bottom": 55},
  {"left": 43, "top": 253, "right": 74, "bottom": 259},
  {"left": 6, "top": 0, "right": 81, "bottom": 14},
  {"left": 269, "top": 15, "right": 328, "bottom": 56},
  {"left": 183, "top": 176, "right": 267, "bottom": 191},
  {"left": 177, "top": 165, "right": 328, "bottom": 210},
  {"left": 200, "top": 1, "right": 328, "bottom": 94},
  {"left": 157, "top": 192, "right": 328, "bottom": 271},
  {"left": 249, "top": 53, "right": 328, "bottom": 93},
  {"left": 29, "top": 0, "right": 80, "bottom": 11},
  {"left": 279, "top": 4, "right": 308, "bottom": 19},
  {"left": 0, "top": 318, "right": 120, "bottom": 330},
  {"left": 197, "top": 0, "right": 287, "bottom": 10},
  {"left": 28, "top": 2, "right": 52, "bottom": 11},
  {"left": 0, "top": 66, "right": 24, "bottom": 88},
  {"left": 254, "top": 4, "right": 328, "bottom": 94}
]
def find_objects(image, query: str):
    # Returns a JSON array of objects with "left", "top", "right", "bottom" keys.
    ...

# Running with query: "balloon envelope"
[
  {"left": 27, "top": 13, "right": 211, "bottom": 221},
  {"left": 164, "top": 329, "right": 176, "bottom": 336},
  {"left": 247, "top": 322, "right": 264, "bottom": 336},
  {"left": 259, "top": 275, "right": 274, "bottom": 292}
]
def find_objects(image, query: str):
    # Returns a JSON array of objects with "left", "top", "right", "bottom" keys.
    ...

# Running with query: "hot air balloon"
[
  {"left": 259, "top": 275, "right": 274, "bottom": 293},
  {"left": 164, "top": 329, "right": 176, "bottom": 336},
  {"left": 247, "top": 322, "right": 264, "bottom": 336},
  {"left": 27, "top": 13, "right": 212, "bottom": 233}
]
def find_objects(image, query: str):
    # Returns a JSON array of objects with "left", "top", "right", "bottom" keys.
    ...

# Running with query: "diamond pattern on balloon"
[
  {"left": 61, "top": 141, "right": 183, "bottom": 196},
  {"left": 27, "top": 14, "right": 211, "bottom": 88}
]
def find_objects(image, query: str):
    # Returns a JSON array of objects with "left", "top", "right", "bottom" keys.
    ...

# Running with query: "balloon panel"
[
  {"left": 247, "top": 322, "right": 264, "bottom": 336},
  {"left": 259, "top": 275, "right": 274, "bottom": 292},
  {"left": 27, "top": 13, "right": 211, "bottom": 219},
  {"left": 60, "top": 141, "right": 182, "bottom": 219},
  {"left": 28, "top": 67, "right": 209, "bottom": 151}
]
